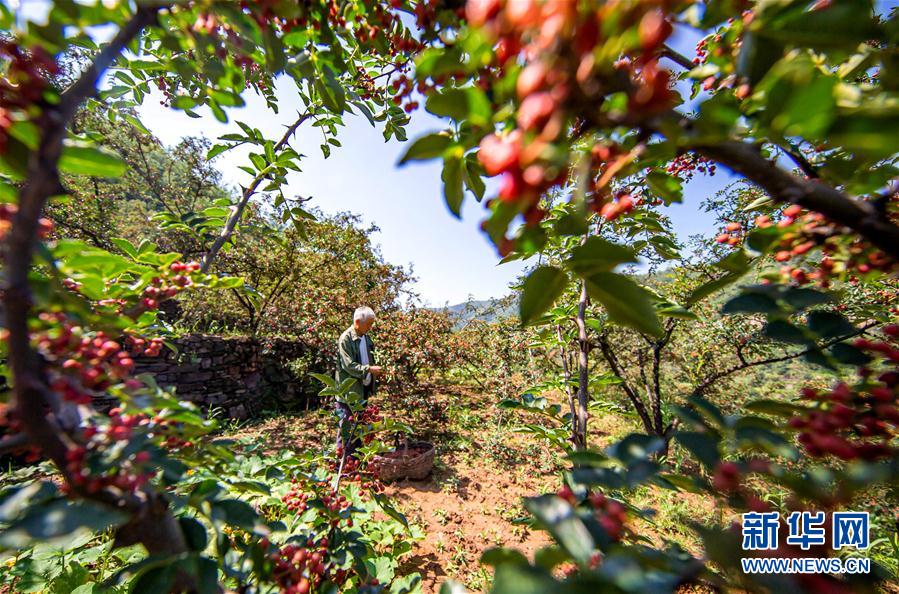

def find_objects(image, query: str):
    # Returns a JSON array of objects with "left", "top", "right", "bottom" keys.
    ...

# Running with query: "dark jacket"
[{"left": 335, "top": 325, "right": 375, "bottom": 402}]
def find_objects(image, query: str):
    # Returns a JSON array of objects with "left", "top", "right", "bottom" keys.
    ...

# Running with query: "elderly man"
[{"left": 335, "top": 306, "right": 382, "bottom": 454}]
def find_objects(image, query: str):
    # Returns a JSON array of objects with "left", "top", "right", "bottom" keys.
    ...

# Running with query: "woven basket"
[{"left": 372, "top": 440, "right": 435, "bottom": 482}]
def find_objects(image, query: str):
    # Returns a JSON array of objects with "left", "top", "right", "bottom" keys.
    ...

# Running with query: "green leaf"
[
  {"left": 178, "top": 517, "right": 208, "bottom": 552},
  {"left": 195, "top": 557, "right": 219, "bottom": 594},
  {"left": 110, "top": 237, "right": 138, "bottom": 259},
  {"left": 658, "top": 304, "right": 698, "bottom": 319},
  {"left": 607, "top": 434, "right": 665, "bottom": 465},
  {"left": 442, "top": 152, "right": 464, "bottom": 217},
  {"left": 426, "top": 87, "right": 491, "bottom": 127},
  {"left": 763, "top": 319, "right": 811, "bottom": 344},
  {"left": 0, "top": 481, "right": 58, "bottom": 522},
  {"left": 131, "top": 565, "right": 176, "bottom": 594},
  {"left": 806, "top": 311, "right": 855, "bottom": 339},
  {"left": 755, "top": 0, "right": 879, "bottom": 50},
  {"left": 398, "top": 133, "right": 453, "bottom": 164},
  {"left": 721, "top": 293, "right": 780, "bottom": 315},
  {"left": 674, "top": 432, "right": 720, "bottom": 470},
  {"left": 745, "top": 226, "right": 782, "bottom": 254},
  {"left": 214, "top": 276, "right": 245, "bottom": 289},
  {"left": 746, "top": 399, "right": 806, "bottom": 417},
  {"left": 172, "top": 95, "right": 198, "bottom": 110},
  {"left": 646, "top": 171, "right": 683, "bottom": 204},
  {"left": 214, "top": 499, "right": 259, "bottom": 531},
  {"left": 481, "top": 548, "right": 530, "bottom": 567},
  {"left": 828, "top": 343, "right": 871, "bottom": 366},
  {"left": 59, "top": 144, "right": 127, "bottom": 178},
  {"left": 782, "top": 287, "right": 831, "bottom": 310},
  {"left": 533, "top": 546, "right": 570, "bottom": 571},
  {"left": 372, "top": 492, "right": 409, "bottom": 530},
  {"left": 463, "top": 156, "right": 486, "bottom": 201},
  {"left": 363, "top": 556, "right": 396, "bottom": 584},
  {"left": 0, "top": 499, "right": 126, "bottom": 549},
  {"left": 567, "top": 237, "right": 637, "bottom": 276},
  {"left": 519, "top": 266, "right": 569, "bottom": 326},
  {"left": 737, "top": 30, "right": 784, "bottom": 86},
  {"left": 491, "top": 564, "right": 557, "bottom": 594},
  {"left": 827, "top": 106, "right": 899, "bottom": 160},
  {"left": 524, "top": 495, "right": 594, "bottom": 565},
  {"left": 584, "top": 272, "right": 664, "bottom": 337}
]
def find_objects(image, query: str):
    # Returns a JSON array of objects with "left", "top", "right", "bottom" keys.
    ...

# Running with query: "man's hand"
[{"left": 368, "top": 365, "right": 383, "bottom": 377}]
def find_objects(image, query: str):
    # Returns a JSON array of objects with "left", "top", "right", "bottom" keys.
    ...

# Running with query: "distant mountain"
[{"left": 434, "top": 297, "right": 517, "bottom": 325}]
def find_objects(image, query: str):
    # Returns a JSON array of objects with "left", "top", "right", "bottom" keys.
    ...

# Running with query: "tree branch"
[
  {"left": 694, "top": 140, "right": 899, "bottom": 260},
  {"left": 580, "top": 84, "right": 899, "bottom": 260},
  {"left": 778, "top": 142, "right": 819, "bottom": 179},
  {"left": 200, "top": 110, "right": 312, "bottom": 273},
  {"left": 596, "top": 334, "right": 654, "bottom": 434},
  {"left": 2, "top": 6, "right": 196, "bottom": 586},
  {"left": 691, "top": 321, "right": 880, "bottom": 399},
  {"left": 661, "top": 45, "right": 694, "bottom": 70}
]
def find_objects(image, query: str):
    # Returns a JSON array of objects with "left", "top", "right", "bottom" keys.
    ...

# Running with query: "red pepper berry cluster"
[
  {"left": 753, "top": 205, "right": 896, "bottom": 287},
  {"left": 587, "top": 144, "right": 644, "bottom": 217},
  {"left": 587, "top": 491, "right": 628, "bottom": 543},
  {"left": 389, "top": 74, "right": 424, "bottom": 113},
  {"left": 0, "top": 405, "right": 41, "bottom": 462},
  {"left": 664, "top": 153, "right": 716, "bottom": 181},
  {"left": 0, "top": 41, "right": 59, "bottom": 153},
  {"left": 358, "top": 404, "right": 382, "bottom": 425},
  {"left": 282, "top": 479, "right": 356, "bottom": 526},
  {"left": 30, "top": 315, "right": 135, "bottom": 404},
  {"left": 557, "top": 485, "right": 629, "bottom": 544},
  {"left": 693, "top": 36, "right": 711, "bottom": 66},
  {"left": 63, "top": 408, "right": 158, "bottom": 495},
  {"left": 137, "top": 261, "right": 200, "bottom": 310},
  {"left": 709, "top": 458, "right": 772, "bottom": 512},
  {"left": 329, "top": 448, "right": 384, "bottom": 493},
  {"left": 597, "top": 191, "right": 636, "bottom": 222},
  {"left": 715, "top": 221, "right": 743, "bottom": 246},
  {"left": 60, "top": 259, "right": 203, "bottom": 321},
  {"left": 126, "top": 335, "right": 166, "bottom": 358},
  {"left": 283, "top": 480, "right": 311, "bottom": 514},
  {"left": 561, "top": 550, "right": 602, "bottom": 578},
  {"left": 788, "top": 327, "right": 899, "bottom": 461},
  {"left": 467, "top": 0, "right": 680, "bottom": 250},
  {"left": 268, "top": 536, "right": 344, "bottom": 594},
  {"left": 0, "top": 203, "right": 53, "bottom": 241}
]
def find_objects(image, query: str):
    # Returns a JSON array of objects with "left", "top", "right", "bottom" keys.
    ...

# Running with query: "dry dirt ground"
[
  {"left": 227, "top": 385, "right": 746, "bottom": 593},
  {"left": 228, "top": 385, "right": 579, "bottom": 593}
]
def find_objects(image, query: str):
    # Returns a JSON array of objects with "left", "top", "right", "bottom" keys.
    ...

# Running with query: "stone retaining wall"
[{"left": 132, "top": 334, "right": 328, "bottom": 419}]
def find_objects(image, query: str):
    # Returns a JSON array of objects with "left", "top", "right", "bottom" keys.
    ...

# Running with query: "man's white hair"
[{"left": 353, "top": 306, "right": 376, "bottom": 323}]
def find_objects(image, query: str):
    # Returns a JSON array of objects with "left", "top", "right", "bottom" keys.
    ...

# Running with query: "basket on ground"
[{"left": 371, "top": 440, "right": 434, "bottom": 482}]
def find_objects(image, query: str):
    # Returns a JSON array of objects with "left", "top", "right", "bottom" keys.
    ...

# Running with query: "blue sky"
[
  {"left": 12, "top": 0, "right": 741, "bottom": 305},
  {"left": 138, "top": 82, "right": 733, "bottom": 306},
  {"left": 136, "top": 14, "right": 734, "bottom": 306}
]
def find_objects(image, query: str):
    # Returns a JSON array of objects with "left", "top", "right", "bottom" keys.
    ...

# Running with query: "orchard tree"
[
  {"left": 0, "top": 1, "right": 457, "bottom": 591},
  {"left": 403, "top": 1, "right": 898, "bottom": 592},
  {"left": 48, "top": 108, "right": 231, "bottom": 254},
  {"left": 405, "top": 0, "right": 898, "bottom": 331},
  {"left": 179, "top": 207, "right": 412, "bottom": 342},
  {"left": 510, "top": 193, "right": 683, "bottom": 449}
]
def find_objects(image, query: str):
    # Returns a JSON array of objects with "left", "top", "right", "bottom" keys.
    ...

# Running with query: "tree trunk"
[
  {"left": 1, "top": 7, "right": 200, "bottom": 591},
  {"left": 574, "top": 280, "right": 589, "bottom": 449},
  {"left": 556, "top": 324, "right": 578, "bottom": 444}
]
